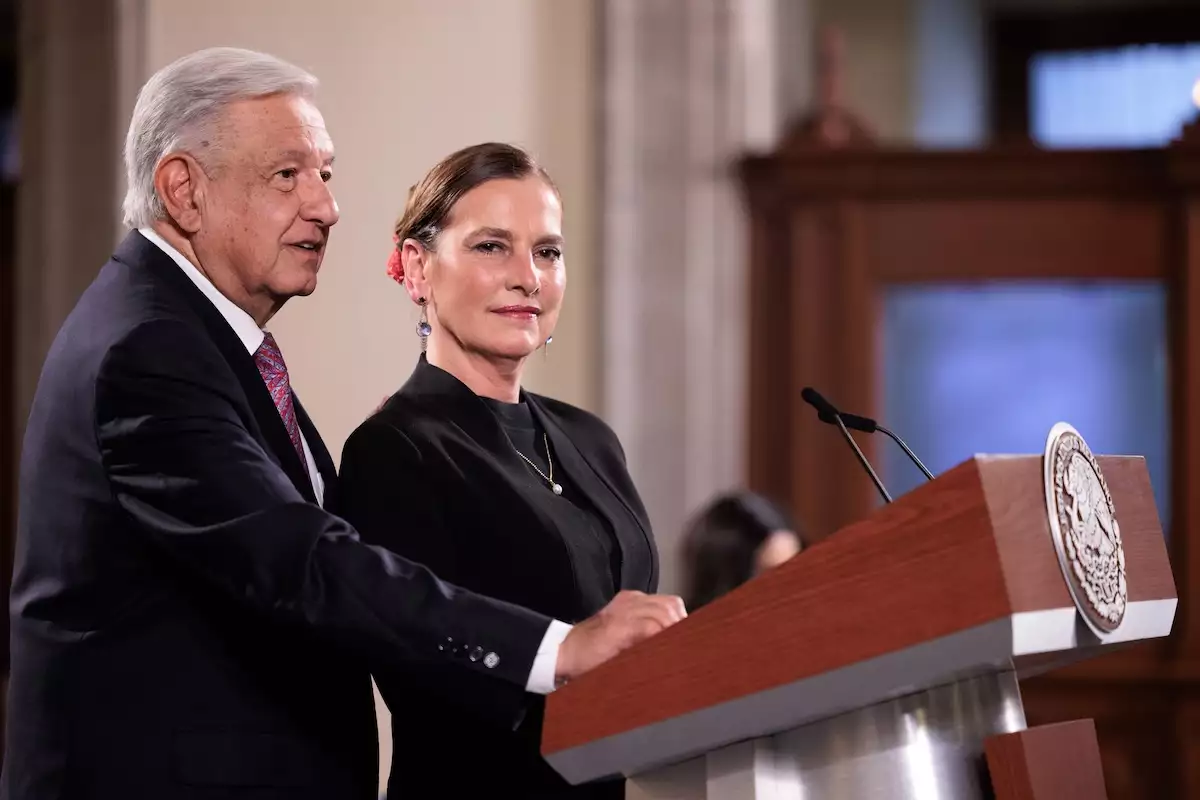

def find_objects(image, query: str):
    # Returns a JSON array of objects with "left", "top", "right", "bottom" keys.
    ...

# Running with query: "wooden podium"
[{"left": 541, "top": 445, "right": 1176, "bottom": 799}]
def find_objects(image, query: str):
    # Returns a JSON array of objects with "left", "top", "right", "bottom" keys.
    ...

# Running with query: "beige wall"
[{"left": 136, "top": 0, "right": 597, "bottom": 787}]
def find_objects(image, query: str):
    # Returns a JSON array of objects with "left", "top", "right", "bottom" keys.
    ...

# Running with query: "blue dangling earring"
[
  {"left": 543, "top": 335, "right": 553, "bottom": 360},
  {"left": 417, "top": 298, "right": 431, "bottom": 353}
]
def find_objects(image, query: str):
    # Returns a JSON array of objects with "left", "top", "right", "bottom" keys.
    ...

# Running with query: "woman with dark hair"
[
  {"left": 680, "top": 492, "right": 804, "bottom": 611},
  {"left": 336, "top": 142, "right": 660, "bottom": 798}
]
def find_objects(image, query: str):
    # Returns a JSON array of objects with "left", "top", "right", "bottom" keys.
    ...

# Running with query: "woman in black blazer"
[{"left": 337, "top": 143, "right": 659, "bottom": 799}]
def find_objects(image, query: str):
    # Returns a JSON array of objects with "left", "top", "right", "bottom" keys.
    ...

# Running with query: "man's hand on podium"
[{"left": 555, "top": 591, "right": 687, "bottom": 686}]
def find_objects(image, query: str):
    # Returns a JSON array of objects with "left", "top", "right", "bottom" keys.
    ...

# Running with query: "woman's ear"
[
  {"left": 753, "top": 530, "right": 802, "bottom": 575},
  {"left": 401, "top": 239, "right": 430, "bottom": 305}
]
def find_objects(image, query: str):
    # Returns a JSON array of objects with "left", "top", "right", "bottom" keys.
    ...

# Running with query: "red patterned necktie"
[{"left": 254, "top": 332, "right": 307, "bottom": 468}]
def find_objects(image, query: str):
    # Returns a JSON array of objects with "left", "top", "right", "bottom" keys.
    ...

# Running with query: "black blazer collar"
[
  {"left": 398, "top": 355, "right": 653, "bottom": 587},
  {"left": 398, "top": 355, "right": 529, "bottom": 470},
  {"left": 113, "top": 231, "right": 321, "bottom": 504}
]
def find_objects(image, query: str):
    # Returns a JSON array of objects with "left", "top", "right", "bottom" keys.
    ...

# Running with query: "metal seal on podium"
[{"left": 1043, "top": 422, "right": 1127, "bottom": 634}]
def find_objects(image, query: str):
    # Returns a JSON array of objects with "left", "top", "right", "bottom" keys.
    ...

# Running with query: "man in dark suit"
[{"left": 1, "top": 46, "right": 684, "bottom": 800}]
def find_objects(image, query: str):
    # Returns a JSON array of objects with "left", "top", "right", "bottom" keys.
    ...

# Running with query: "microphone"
[
  {"left": 800, "top": 387, "right": 892, "bottom": 504},
  {"left": 816, "top": 408, "right": 935, "bottom": 481}
]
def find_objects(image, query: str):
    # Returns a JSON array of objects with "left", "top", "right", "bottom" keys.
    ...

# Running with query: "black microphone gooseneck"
[
  {"left": 801, "top": 387, "right": 893, "bottom": 504},
  {"left": 816, "top": 408, "right": 935, "bottom": 481}
]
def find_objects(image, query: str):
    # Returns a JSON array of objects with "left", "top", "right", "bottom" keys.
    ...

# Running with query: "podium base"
[
  {"left": 627, "top": 670, "right": 1026, "bottom": 800},
  {"left": 984, "top": 719, "right": 1109, "bottom": 799}
]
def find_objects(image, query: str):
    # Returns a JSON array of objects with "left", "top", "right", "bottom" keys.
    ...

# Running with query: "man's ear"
[
  {"left": 401, "top": 239, "right": 432, "bottom": 305},
  {"left": 153, "top": 154, "right": 206, "bottom": 233}
]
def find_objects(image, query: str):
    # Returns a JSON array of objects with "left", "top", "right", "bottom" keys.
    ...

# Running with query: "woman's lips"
[{"left": 493, "top": 306, "right": 540, "bottom": 320}]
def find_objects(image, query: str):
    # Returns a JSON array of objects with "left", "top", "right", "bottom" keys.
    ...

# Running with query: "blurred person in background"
[
  {"left": 337, "top": 142, "right": 661, "bottom": 799},
  {"left": 680, "top": 491, "right": 804, "bottom": 611}
]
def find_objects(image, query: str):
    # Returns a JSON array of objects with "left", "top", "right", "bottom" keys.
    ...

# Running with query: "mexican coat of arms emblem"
[{"left": 1043, "top": 422, "right": 1127, "bottom": 634}]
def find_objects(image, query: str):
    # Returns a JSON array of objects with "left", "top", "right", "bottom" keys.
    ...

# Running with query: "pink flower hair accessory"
[{"left": 386, "top": 233, "right": 404, "bottom": 284}]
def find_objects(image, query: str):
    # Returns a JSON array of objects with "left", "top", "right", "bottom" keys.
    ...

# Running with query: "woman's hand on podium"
[{"left": 554, "top": 590, "right": 687, "bottom": 686}]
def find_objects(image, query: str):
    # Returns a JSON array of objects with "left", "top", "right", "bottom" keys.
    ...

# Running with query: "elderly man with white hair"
[{"left": 1, "top": 47, "right": 684, "bottom": 799}]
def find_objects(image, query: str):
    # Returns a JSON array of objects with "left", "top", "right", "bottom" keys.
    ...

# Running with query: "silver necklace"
[{"left": 515, "top": 433, "right": 563, "bottom": 495}]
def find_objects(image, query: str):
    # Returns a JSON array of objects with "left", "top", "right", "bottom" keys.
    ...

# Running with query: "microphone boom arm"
[{"left": 876, "top": 424, "right": 935, "bottom": 481}]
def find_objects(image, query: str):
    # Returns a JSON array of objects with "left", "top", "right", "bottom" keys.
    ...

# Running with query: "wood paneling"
[
  {"left": 867, "top": 199, "right": 1167, "bottom": 282},
  {"left": 740, "top": 136, "right": 1200, "bottom": 798},
  {"left": 1174, "top": 172, "right": 1200, "bottom": 659},
  {"left": 981, "top": 455, "right": 1175, "bottom": 613},
  {"left": 1019, "top": 681, "right": 1179, "bottom": 800},
  {"left": 740, "top": 147, "right": 1168, "bottom": 199},
  {"left": 746, "top": 207, "right": 790, "bottom": 505}
]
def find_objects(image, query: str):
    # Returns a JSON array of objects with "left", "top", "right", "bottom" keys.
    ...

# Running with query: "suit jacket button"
[
  {"left": 468, "top": 646, "right": 483, "bottom": 662},
  {"left": 483, "top": 652, "right": 500, "bottom": 669}
]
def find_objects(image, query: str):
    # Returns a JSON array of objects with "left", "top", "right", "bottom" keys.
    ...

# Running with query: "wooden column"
[
  {"left": 1169, "top": 122, "right": 1200, "bottom": 663},
  {"left": 1167, "top": 124, "right": 1200, "bottom": 800}
]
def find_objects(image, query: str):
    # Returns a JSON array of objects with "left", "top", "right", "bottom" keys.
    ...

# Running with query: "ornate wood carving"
[{"left": 780, "top": 26, "right": 874, "bottom": 151}]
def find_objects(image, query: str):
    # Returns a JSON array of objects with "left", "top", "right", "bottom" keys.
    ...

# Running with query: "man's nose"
[{"left": 302, "top": 178, "right": 340, "bottom": 227}]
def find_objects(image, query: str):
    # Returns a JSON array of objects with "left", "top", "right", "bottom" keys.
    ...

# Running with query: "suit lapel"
[
  {"left": 527, "top": 396, "right": 654, "bottom": 590},
  {"left": 115, "top": 232, "right": 318, "bottom": 504}
]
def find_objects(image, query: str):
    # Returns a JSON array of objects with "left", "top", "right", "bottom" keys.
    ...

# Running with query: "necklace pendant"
[{"left": 552, "top": 482, "right": 563, "bottom": 496}]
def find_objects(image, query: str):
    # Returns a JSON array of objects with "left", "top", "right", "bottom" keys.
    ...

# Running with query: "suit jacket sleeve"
[
  {"left": 337, "top": 417, "right": 535, "bottom": 729},
  {"left": 93, "top": 318, "right": 549, "bottom": 706}
]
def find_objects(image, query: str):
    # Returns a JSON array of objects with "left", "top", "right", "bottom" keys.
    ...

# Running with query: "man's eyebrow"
[{"left": 268, "top": 149, "right": 335, "bottom": 166}]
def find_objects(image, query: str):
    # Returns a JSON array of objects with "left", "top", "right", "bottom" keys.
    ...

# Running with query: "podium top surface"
[{"left": 541, "top": 454, "right": 1176, "bottom": 784}]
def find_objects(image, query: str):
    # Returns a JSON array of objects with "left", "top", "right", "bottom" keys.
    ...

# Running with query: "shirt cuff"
[{"left": 524, "top": 619, "right": 573, "bottom": 694}]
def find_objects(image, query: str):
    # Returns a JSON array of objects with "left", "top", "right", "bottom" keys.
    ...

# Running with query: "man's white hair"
[{"left": 122, "top": 47, "right": 318, "bottom": 228}]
